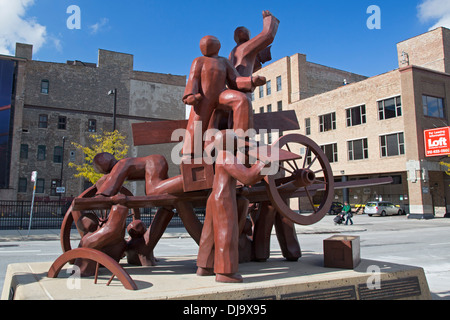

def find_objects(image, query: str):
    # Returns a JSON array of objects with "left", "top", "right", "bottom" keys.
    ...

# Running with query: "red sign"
[{"left": 424, "top": 127, "right": 450, "bottom": 157}]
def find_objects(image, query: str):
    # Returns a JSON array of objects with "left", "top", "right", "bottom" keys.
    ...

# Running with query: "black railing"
[{"left": 0, "top": 201, "right": 205, "bottom": 230}]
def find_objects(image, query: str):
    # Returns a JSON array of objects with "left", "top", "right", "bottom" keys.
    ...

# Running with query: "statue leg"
[
  {"left": 252, "top": 202, "right": 276, "bottom": 262},
  {"left": 274, "top": 213, "right": 302, "bottom": 261},
  {"left": 218, "top": 90, "right": 252, "bottom": 134},
  {"left": 175, "top": 201, "right": 203, "bottom": 245},
  {"left": 196, "top": 199, "right": 215, "bottom": 276}
]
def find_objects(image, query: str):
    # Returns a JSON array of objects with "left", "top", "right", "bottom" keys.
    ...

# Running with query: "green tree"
[
  {"left": 441, "top": 157, "right": 450, "bottom": 178},
  {"left": 69, "top": 130, "right": 129, "bottom": 184}
]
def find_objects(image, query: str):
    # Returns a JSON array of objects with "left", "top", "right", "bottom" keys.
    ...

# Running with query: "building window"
[
  {"left": 259, "top": 86, "right": 264, "bottom": 98},
  {"left": 88, "top": 119, "right": 97, "bottom": 132},
  {"left": 259, "top": 106, "right": 264, "bottom": 113},
  {"left": 319, "top": 112, "right": 336, "bottom": 132},
  {"left": 58, "top": 116, "right": 67, "bottom": 130},
  {"left": 20, "top": 144, "right": 28, "bottom": 159},
  {"left": 18, "top": 178, "right": 27, "bottom": 193},
  {"left": 50, "top": 179, "right": 61, "bottom": 196},
  {"left": 36, "top": 179, "right": 45, "bottom": 194},
  {"left": 346, "top": 105, "right": 366, "bottom": 127},
  {"left": 267, "top": 104, "right": 272, "bottom": 113},
  {"left": 305, "top": 118, "right": 311, "bottom": 136},
  {"left": 41, "top": 80, "right": 49, "bottom": 94},
  {"left": 37, "top": 145, "right": 46, "bottom": 161},
  {"left": 267, "top": 132, "right": 272, "bottom": 145},
  {"left": 380, "top": 133, "right": 405, "bottom": 157},
  {"left": 378, "top": 96, "right": 402, "bottom": 120},
  {"left": 348, "top": 138, "right": 368, "bottom": 161},
  {"left": 321, "top": 143, "right": 338, "bottom": 163},
  {"left": 38, "top": 114, "right": 48, "bottom": 128},
  {"left": 251, "top": 92, "right": 255, "bottom": 101},
  {"left": 266, "top": 80, "right": 271, "bottom": 96},
  {"left": 276, "top": 76, "right": 282, "bottom": 91},
  {"left": 423, "top": 95, "right": 445, "bottom": 118},
  {"left": 53, "top": 146, "right": 64, "bottom": 163},
  {"left": 277, "top": 101, "right": 283, "bottom": 112}
]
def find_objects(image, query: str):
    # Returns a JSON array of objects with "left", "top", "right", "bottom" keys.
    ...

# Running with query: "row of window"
[
  {"left": 18, "top": 178, "right": 61, "bottom": 195},
  {"left": 252, "top": 75, "right": 282, "bottom": 101},
  {"left": 38, "top": 114, "right": 97, "bottom": 132},
  {"left": 20, "top": 145, "right": 64, "bottom": 163},
  {"left": 309, "top": 132, "right": 405, "bottom": 164},
  {"left": 304, "top": 95, "right": 445, "bottom": 135}
]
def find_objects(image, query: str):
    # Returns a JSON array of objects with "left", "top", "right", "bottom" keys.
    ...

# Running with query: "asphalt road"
[{"left": 1, "top": 214, "right": 450, "bottom": 300}]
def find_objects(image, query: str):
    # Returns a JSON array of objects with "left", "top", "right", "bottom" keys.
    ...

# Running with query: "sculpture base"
[{"left": 2, "top": 253, "right": 431, "bottom": 300}]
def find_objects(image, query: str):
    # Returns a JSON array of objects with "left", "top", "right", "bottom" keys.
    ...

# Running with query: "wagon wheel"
[
  {"left": 60, "top": 186, "right": 140, "bottom": 254},
  {"left": 265, "top": 134, "right": 335, "bottom": 226}
]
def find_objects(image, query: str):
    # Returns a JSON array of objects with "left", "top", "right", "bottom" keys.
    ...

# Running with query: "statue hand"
[{"left": 252, "top": 75, "right": 267, "bottom": 87}]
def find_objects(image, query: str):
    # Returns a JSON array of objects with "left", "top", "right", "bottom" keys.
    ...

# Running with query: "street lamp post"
[
  {"left": 59, "top": 136, "right": 66, "bottom": 201},
  {"left": 108, "top": 88, "right": 117, "bottom": 131}
]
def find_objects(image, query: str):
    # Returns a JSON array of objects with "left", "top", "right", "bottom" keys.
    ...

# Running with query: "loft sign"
[{"left": 424, "top": 127, "right": 450, "bottom": 157}]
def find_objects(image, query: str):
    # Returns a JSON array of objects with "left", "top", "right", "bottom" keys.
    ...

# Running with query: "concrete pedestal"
[{"left": 2, "top": 253, "right": 431, "bottom": 300}]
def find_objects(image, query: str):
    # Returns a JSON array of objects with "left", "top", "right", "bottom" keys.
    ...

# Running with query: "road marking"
[
  {"left": 0, "top": 250, "right": 41, "bottom": 254},
  {"left": 429, "top": 242, "right": 450, "bottom": 246}
]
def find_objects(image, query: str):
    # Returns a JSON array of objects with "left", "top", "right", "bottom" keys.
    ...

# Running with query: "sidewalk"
[{"left": 0, "top": 223, "right": 367, "bottom": 242}]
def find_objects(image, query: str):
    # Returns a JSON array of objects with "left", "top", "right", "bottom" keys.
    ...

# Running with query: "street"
[{"left": 1, "top": 215, "right": 450, "bottom": 300}]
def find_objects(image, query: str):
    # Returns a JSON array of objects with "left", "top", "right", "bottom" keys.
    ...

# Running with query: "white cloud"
[
  {"left": 418, "top": 0, "right": 450, "bottom": 30},
  {"left": 0, "top": 0, "right": 47, "bottom": 56},
  {"left": 89, "top": 18, "right": 109, "bottom": 35}
]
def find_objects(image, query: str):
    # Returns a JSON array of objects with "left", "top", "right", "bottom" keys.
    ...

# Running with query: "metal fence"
[{"left": 0, "top": 200, "right": 205, "bottom": 230}]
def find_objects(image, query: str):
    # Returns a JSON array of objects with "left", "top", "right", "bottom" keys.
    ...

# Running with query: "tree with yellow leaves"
[{"left": 69, "top": 130, "right": 129, "bottom": 184}]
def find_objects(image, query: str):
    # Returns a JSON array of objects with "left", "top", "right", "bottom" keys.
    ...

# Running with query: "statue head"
[
  {"left": 200, "top": 35, "right": 221, "bottom": 57},
  {"left": 93, "top": 152, "right": 118, "bottom": 174},
  {"left": 234, "top": 27, "right": 250, "bottom": 44}
]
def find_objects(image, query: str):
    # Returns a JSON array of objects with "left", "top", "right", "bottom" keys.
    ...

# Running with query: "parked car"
[
  {"left": 328, "top": 202, "right": 344, "bottom": 215},
  {"left": 364, "top": 201, "right": 404, "bottom": 216}
]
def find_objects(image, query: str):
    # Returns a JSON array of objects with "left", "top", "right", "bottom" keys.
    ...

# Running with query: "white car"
[{"left": 364, "top": 201, "right": 403, "bottom": 217}]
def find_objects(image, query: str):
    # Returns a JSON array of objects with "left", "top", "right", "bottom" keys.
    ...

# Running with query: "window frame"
[
  {"left": 40, "top": 80, "right": 49, "bottom": 95},
  {"left": 37, "top": 145, "right": 46, "bottom": 161},
  {"left": 38, "top": 114, "right": 48, "bottom": 128},
  {"left": 380, "top": 132, "right": 405, "bottom": 158},
  {"left": 53, "top": 146, "right": 64, "bottom": 163},
  {"left": 378, "top": 95, "right": 402, "bottom": 120},
  {"left": 276, "top": 76, "right": 282, "bottom": 92},
  {"left": 346, "top": 105, "right": 367, "bottom": 127},
  {"left": 422, "top": 95, "right": 445, "bottom": 119},
  {"left": 319, "top": 112, "right": 336, "bottom": 132},
  {"left": 18, "top": 178, "right": 27, "bottom": 193},
  {"left": 348, "top": 138, "right": 369, "bottom": 161},
  {"left": 58, "top": 116, "right": 67, "bottom": 130},
  {"left": 36, "top": 179, "right": 45, "bottom": 194},
  {"left": 321, "top": 143, "right": 338, "bottom": 163}
]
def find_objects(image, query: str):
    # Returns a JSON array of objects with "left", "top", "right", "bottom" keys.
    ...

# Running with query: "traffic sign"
[{"left": 424, "top": 127, "right": 450, "bottom": 157}]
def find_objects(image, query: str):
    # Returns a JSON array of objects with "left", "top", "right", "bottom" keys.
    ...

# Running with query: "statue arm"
[
  {"left": 183, "top": 58, "right": 203, "bottom": 104},
  {"left": 238, "top": 11, "right": 280, "bottom": 58},
  {"left": 222, "top": 153, "right": 267, "bottom": 186},
  {"left": 225, "top": 58, "right": 254, "bottom": 92}
]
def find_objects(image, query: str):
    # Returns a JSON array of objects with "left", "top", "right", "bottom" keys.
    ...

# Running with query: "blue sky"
[{"left": 0, "top": 0, "right": 449, "bottom": 78}]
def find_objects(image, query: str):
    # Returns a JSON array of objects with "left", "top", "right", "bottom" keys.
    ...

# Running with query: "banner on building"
[{"left": 424, "top": 127, "right": 450, "bottom": 157}]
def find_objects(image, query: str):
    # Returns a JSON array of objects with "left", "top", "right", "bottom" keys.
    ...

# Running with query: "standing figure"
[
  {"left": 182, "top": 35, "right": 266, "bottom": 158},
  {"left": 196, "top": 131, "right": 268, "bottom": 283},
  {"left": 228, "top": 10, "right": 301, "bottom": 262}
]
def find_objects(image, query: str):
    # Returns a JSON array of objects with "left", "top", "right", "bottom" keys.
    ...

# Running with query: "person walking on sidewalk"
[{"left": 343, "top": 202, "right": 353, "bottom": 225}]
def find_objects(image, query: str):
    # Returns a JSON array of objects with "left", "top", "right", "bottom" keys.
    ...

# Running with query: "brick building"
[
  {"left": 254, "top": 27, "right": 450, "bottom": 218},
  {"left": 0, "top": 44, "right": 186, "bottom": 201}
]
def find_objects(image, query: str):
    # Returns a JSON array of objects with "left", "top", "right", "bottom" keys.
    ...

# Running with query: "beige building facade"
[{"left": 253, "top": 27, "right": 450, "bottom": 218}]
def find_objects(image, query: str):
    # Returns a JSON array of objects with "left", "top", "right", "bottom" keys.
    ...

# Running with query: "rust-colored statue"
[
  {"left": 196, "top": 131, "right": 268, "bottom": 283},
  {"left": 182, "top": 35, "right": 266, "bottom": 158},
  {"left": 49, "top": 10, "right": 392, "bottom": 291}
]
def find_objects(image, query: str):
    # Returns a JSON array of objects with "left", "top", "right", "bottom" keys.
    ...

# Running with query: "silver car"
[{"left": 364, "top": 201, "right": 403, "bottom": 216}]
